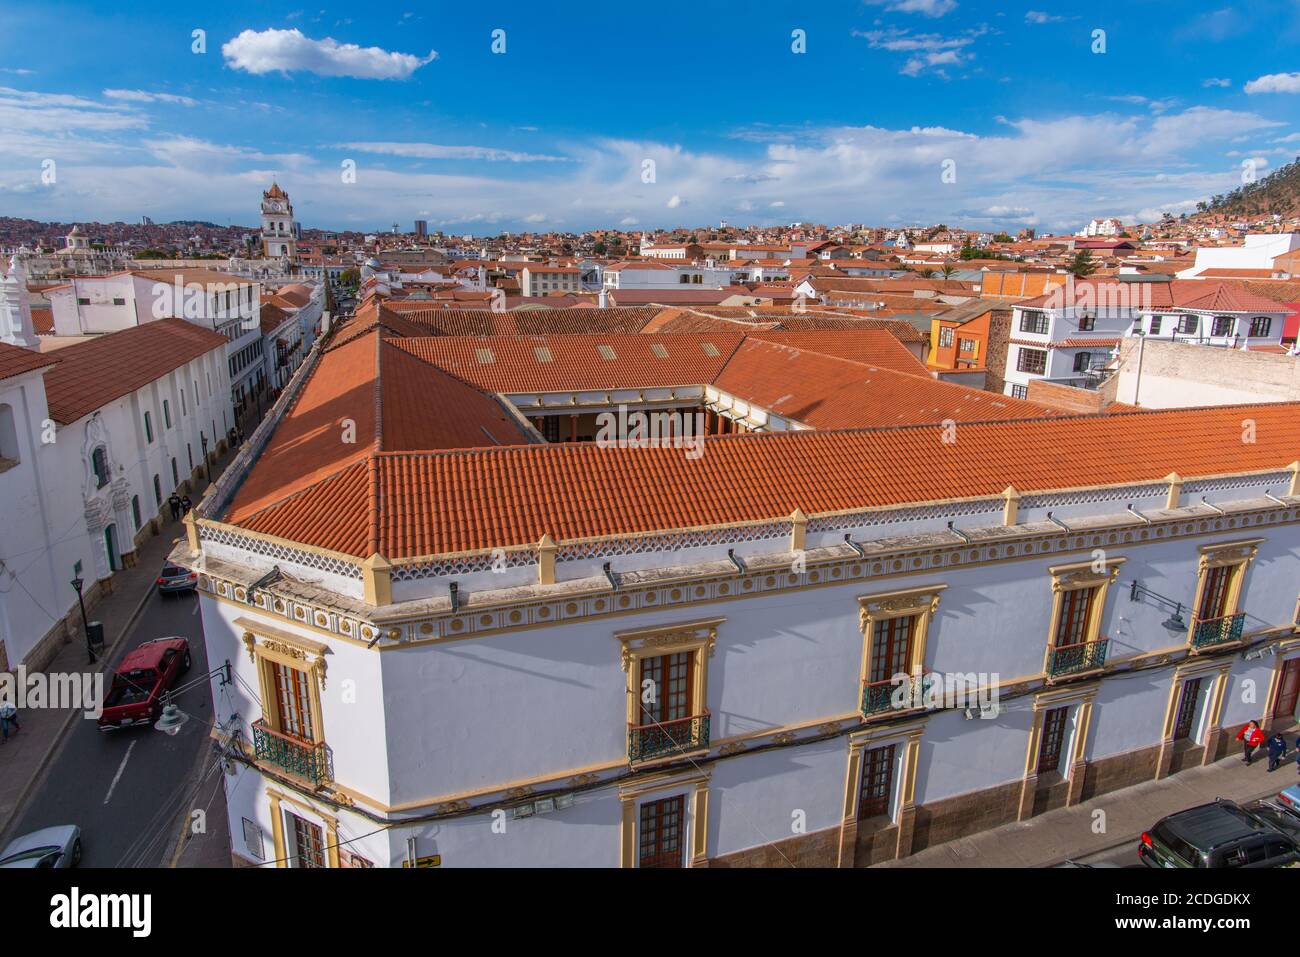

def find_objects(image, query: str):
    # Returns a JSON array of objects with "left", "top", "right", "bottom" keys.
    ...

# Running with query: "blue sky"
[{"left": 2, "top": 1, "right": 1300, "bottom": 234}]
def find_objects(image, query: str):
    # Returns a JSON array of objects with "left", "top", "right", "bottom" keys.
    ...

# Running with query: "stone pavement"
[
  {"left": 0, "top": 438, "right": 248, "bottom": 853},
  {"left": 876, "top": 731, "right": 1300, "bottom": 868}
]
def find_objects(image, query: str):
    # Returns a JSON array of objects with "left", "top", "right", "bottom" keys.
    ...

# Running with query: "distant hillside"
[{"left": 1196, "top": 156, "right": 1300, "bottom": 220}]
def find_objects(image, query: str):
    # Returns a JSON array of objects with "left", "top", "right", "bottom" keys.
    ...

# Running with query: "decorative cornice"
[{"left": 192, "top": 499, "right": 1300, "bottom": 653}]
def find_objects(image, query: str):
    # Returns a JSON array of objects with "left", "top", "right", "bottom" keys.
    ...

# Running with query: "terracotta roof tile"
[
  {"left": 41, "top": 319, "right": 227, "bottom": 425},
  {"left": 392, "top": 333, "right": 745, "bottom": 393},
  {"left": 0, "top": 342, "right": 56, "bottom": 383},
  {"left": 233, "top": 402, "right": 1300, "bottom": 558},
  {"left": 714, "top": 339, "right": 1053, "bottom": 430}
]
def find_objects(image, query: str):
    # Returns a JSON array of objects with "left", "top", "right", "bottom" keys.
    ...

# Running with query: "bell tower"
[{"left": 260, "top": 182, "right": 297, "bottom": 260}]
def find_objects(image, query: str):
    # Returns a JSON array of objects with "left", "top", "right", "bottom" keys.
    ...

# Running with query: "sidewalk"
[
  {"left": 877, "top": 740, "right": 1300, "bottom": 868},
  {"left": 0, "top": 440, "right": 246, "bottom": 843}
]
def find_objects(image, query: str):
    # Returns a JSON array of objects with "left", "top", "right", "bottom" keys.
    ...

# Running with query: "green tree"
[
  {"left": 1066, "top": 249, "right": 1097, "bottom": 278},
  {"left": 338, "top": 267, "right": 360, "bottom": 287},
  {"left": 592, "top": 241, "right": 607, "bottom": 255}
]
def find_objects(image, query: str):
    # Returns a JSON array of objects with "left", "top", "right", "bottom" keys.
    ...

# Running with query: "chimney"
[
  {"left": 598, "top": 287, "right": 609, "bottom": 309},
  {"left": 0, "top": 254, "right": 39, "bottom": 349}
]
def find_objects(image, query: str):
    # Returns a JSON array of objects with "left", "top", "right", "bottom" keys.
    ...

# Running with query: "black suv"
[{"left": 1139, "top": 799, "right": 1300, "bottom": 868}]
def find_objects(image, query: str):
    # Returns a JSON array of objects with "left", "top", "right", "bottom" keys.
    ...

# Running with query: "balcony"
[
  {"left": 252, "top": 720, "right": 334, "bottom": 785},
  {"left": 1191, "top": 613, "right": 1246, "bottom": 651},
  {"left": 861, "top": 675, "right": 922, "bottom": 717},
  {"left": 1047, "top": 637, "right": 1109, "bottom": 680},
  {"left": 627, "top": 711, "right": 710, "bottom": 763}
]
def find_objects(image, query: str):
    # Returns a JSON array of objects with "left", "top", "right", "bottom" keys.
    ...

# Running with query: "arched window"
[
  {"left": 132, "top": 495, "right": 142, "bottom": 530},
  {"left": 153, "top": 474, "right": 162, "bottom": 507},
  {"left": 91, "top": 446, "right": 110, "bottom": 489},
  {"left": 0, "top": 403, "right": 19, "bottom": 471}
]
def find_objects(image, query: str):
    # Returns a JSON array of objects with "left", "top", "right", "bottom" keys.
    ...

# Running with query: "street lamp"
[
  {"left": 70, "top": 576, "right": 95, "bottom": 664},
  {"left": 200, "top": 433, "right": 210, "bottom": 485}
]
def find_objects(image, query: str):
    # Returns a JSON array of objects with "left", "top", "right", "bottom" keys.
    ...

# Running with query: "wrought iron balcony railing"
[
  {"left": 1048, "top": 637, "right": 1110, "bottom": 679},
  {"left": 253, "top": 720, "right": 334, "bottom": 785},
  {"left": 1191, "top": 613, "right": 1246, "bottom": 650},
  {"left": 862, "top": 675, "right": 922, "bottom": 717},
  {"left": 627, "top": 711, "right": 710, "bottom": 763}
]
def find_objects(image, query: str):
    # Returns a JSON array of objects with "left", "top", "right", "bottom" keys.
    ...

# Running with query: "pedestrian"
[
  {"left": 1238, "top": 720, "right": 1265, "bottom": 765},
  {"left": 1267, "top": 732, "right": 1287, "bottom": 772},
  {"left": 167, "top": 492, "right": 182, "bottom": 521},
  {"left": 0, "top": 703, "right": 19, "bottom": 743},
  {"left": 181, "top": 494, "right": 193, "bottom": 514},
  {"left": 237, "top": 426, "right": 246, "bottom": 444},
  {"left": 227, "top": 426, "right": 237, "bottom": 449}
]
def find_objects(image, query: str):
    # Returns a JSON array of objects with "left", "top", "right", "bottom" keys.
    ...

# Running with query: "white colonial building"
[
  {"left": 174, "top": 301, "right": 1300, "bottom": 868},
  {"left": 1002, "top": 277, "right": 1290, "bottom": 399},
  {"left": 0, "top": 256, "right": 233, "bottom": 670}
]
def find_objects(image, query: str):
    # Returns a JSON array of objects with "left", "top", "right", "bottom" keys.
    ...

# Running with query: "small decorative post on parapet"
[
  {"left": 790, "top": 509, "right": 807, "bottom": 553},
  {"left": 537, "top": 534, "right": 557, "bottom": 585},
  {"left": 1002, "top": 486, "right": 1020, "bottom": 526},
  {"left": 362, "top": 553, "right": 393, "bottom": 606}
]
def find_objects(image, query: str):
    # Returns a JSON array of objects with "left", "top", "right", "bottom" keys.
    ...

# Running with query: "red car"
[{"left": 97, "top": 637, "right": 191, "bottom": 730}]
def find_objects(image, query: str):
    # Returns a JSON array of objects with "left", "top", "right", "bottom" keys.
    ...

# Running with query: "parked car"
[
  {"left": 1139, "top": 798, "right": 1300, "bottom": 868},
  {"left": 0, "top": 826, "right": 81, "bottom": 868},
  {"left": 157, "top": 562, "right": 197, "bottom": 595},
  {"left": 97, "top": 637, "right": 191, "bottom": 730},
  {"left": 1242, "top": 799, "right": 1300, "bottom": 842}
]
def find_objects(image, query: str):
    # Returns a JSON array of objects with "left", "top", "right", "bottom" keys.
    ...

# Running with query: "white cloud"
[
  {"left": 1025, "top": 11, "right": 1063, "bottom": 24},
  {"left": 221, "top": 28, "right": 436, "bottom": 80},
  {"left": 338, "top": 141, "right": 566, "bottom": 162},
  {"left": 866, "top": 0, "right": 957, "bottom": 17},
  {"left": 854, "top": 25, "right": 986, "bottom": 77},
  {"left": 1244, "top": 72, "right": 1300, "bottom": 94},
  {"left": 0, "top": 88, "right": 1283, "bottom": 237},
  {"left": 523, "top": 212, "right": 545, "bottom": 222},
  {"left": 1202, "top": 77, "right": 1232, "bottom": 88},
  {"left": 103, "top": 89, "right": 198, "bottom": 106}
]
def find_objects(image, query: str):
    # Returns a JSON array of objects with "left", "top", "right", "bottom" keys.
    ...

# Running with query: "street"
[{"left": 6, "top": 587, "right": 220, "bottom": 868}]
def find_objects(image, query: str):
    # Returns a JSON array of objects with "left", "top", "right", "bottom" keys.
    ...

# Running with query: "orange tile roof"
[
  {"left": 29, "top": 306, "right": 53, "bottom": 335},
  {"left": 378, "top": 305, "right": 658, "bottom": 336},
  {"left": 259, "top": 303, "right": 294, "bottom": 336},
  {"left": 228, "top": 402, "right": 1300, "bottom": 558},
  {"left": 641, "top": 306, "right": 928, "bottom": 342},
  {"left": 391, "top": 333, "right": 746, "bottom": 393},
  {"left": 226, "top": 326, "right": 536, "bottom": 526},
  {"left": 41, "top": 319, "right": 228, "bottom": 425},
  {"left": 980, "top": 272, "right": 1066, "bottom": 301},
  {"left": 0, "top": 342, "right": 57, "bottom": 383},
  {"left": 1017, "top": 279, "right": 1288, "bottom": 314},
  {"left": 714, "top": 338, "right": 1050, "bottom": 430},
  {"left": 223, "top": 330, "right": 378, "bottom": 522},
  {"left": 744, "top": 330, "right": 926, "bottom": 373}
]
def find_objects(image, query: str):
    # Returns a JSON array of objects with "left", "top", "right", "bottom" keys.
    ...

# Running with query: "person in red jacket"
[{"left": 1237, "top": 720, "right": 1265, "bottom": 765}]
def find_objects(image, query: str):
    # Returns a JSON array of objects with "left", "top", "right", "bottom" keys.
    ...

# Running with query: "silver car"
[{"left": 0, "top": 825, "right": 82, "bottom": 868}]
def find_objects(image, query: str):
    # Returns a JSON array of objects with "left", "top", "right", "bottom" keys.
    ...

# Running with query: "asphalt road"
[{"left": 7, "top": 588, "right": 219, "bottom": 868}]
